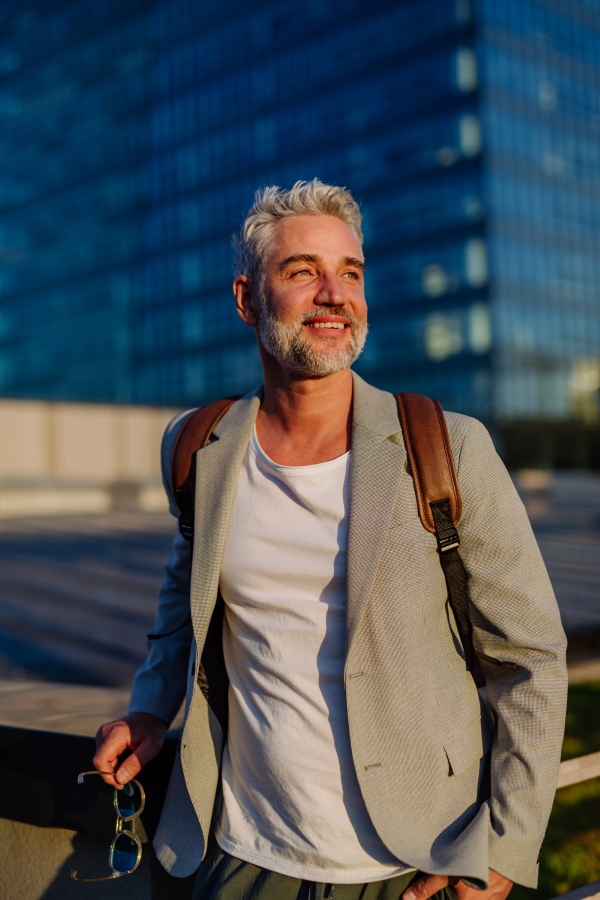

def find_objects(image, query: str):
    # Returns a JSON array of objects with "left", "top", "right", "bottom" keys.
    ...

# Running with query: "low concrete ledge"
[
  {"left": 0, "top": 681, "right": 133, "bottom": 735},
  {"left": 0, "top": 723, "right": 178, "bottom": 841},
  {"left": 0, "top": 479, "right": 168, "bottom": 517},
  {"left": 0, "top": 723, "right": 195, "bottom": 899},
  {"left": 0, "top": 816, "right": 196, "bottom": 899},
  {"left": 0, "top": 679, "right": 185, "bottom": 736}
]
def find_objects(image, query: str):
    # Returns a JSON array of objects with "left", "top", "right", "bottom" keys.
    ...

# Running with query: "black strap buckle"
[
  {"left": 176, "top": 489, "right": 194, "bottom": 542},
  {"left": 179, "top": 518, "right": 193, "bottom": 541},
  {"left": 430, "top": 499, "right": 460, "bottom": 552},
  {"left": 436, "top": 524, "right": 460, "bottom": 552}
]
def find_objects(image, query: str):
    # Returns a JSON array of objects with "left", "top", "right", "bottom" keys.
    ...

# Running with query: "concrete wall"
[
  {"left": 0, "top": 400, "right": 182, "bottom": 517},
  {"left": 0, "top": 818, "right": 196, "bottom": 899}
]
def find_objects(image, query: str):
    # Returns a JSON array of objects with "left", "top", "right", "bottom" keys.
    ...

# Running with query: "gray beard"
[{"left": 257, "top": 305, "right": 368, "bottom": 377}]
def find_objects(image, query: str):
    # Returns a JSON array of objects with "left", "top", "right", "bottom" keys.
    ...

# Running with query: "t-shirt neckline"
[{"left": 251, "top": 427, "right": 350, "bottom": 476}]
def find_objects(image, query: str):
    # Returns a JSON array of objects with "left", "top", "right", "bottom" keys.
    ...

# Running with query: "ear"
[{"left": 233, "top": 275, "right": 259, "bottom": 328}]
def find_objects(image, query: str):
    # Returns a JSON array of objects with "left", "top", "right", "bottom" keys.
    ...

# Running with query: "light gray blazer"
[{"left": 129, "top": 373, "right": 567, "bottom": 888}]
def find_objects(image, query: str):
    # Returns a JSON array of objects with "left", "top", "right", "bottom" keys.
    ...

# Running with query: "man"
[{"left": 95, "top": 180, "right": 568, "bottom": 900}]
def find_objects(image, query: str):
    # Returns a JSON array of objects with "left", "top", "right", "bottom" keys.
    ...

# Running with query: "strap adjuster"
[
  {"left": 179, "top": 517, "right": 193, "bottom": 541},
  {"left": 429, "top": 498, "right": 460, "bottom": 552},
  {"left": 435, "top": 524, "right": 460, "bottom": 552},
  {"left": 176, "top": 489, "right": 194, "bottom": 542}
]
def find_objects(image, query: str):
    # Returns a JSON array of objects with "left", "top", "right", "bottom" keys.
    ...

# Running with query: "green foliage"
[
  {"left": 561, "top": 682, "right": 600, "bottom": 761},
  {"left": 511, "top": 680, "right": 600, "bottom": 900}
]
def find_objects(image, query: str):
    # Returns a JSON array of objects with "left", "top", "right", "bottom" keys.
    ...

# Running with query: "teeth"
[{"left": 307, "top": 322, "right": 346, "bottom": 329}]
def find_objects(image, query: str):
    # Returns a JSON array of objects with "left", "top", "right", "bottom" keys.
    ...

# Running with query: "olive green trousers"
[{"left": 192, "top": 841, "right": 457, "bottom": 900}]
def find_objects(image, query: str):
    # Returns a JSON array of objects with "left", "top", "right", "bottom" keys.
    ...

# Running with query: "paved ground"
[
  {"left": 0, "top": 510, "right": 175, "bottom": 686},
  {"left": 0, "top": 679, "right": 185, "bottom": 735},
  {"left": 0, "top": 471, "right": 598, "bottom": 731},
  {"left": 515, "top": 470, "right": 600, "bottom": 635}
]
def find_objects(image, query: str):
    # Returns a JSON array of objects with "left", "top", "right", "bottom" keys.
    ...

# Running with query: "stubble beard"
[{"left": 256, "top": 303, "right": 369, "bottom": 378}]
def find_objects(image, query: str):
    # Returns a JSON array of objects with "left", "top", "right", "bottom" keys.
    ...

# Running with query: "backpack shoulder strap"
[
  {"left": 394, "top": 392, "right": 461, "bottom": 535},
  {"left": 171, "top": 396, "right": 240, "bottom": 541},
  {"left": 394, "top": 393, "right": 470, "bottom": 638},
  {"left": 394, "top": 392, "right": 515, "bottom": 688}
]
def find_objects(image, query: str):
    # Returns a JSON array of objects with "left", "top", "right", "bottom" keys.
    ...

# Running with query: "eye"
[{"left": 344, "top": 271, "right": 360, "bottom": 280}]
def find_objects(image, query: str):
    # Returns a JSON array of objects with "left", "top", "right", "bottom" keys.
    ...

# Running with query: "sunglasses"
[{"left": 71, "top": 771, "right": 146, "bottom": 882}]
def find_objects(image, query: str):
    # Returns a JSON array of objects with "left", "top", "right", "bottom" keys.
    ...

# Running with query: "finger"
[
  {"left": 488, "top": 870, "right": 513, "bottom": 897},
  {"left": 95, "top": 722, "right": 116, "bottom": 750},
  {"left": 95, "top": 716, "right": 128, "bottom": 749},
  {"left": 94, "top": 772, "right": 123, "bottom": 789},
  {"left": 115, "top": 734, "right": 163, "bottom": 785},
  {"left": 404, "top": 875, "right": 451, "bottom": 900},
  {"left": 94, "top": 726, "right": 130, "bottom": 769},
  {"left": 451, "top": 882, "right": 476, "bottom": 900},
  {"left": 93, "top": 725, "right": 132, "bottom": 781}
]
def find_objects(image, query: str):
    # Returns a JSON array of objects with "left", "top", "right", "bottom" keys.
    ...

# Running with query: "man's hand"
[
  {"left": 94, "top": 712, "right": 167, "bottom": 788},
  {"left": 402, "top": 869, "right": 513, "bottom": 900}
]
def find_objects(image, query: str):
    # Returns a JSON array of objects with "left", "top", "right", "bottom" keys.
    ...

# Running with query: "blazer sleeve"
[
  {"left": 128, "top": 409, "right": 197, "bottom": 726},
  {"left": 456, "top": 418, "right": 568, "bottom": 887}
]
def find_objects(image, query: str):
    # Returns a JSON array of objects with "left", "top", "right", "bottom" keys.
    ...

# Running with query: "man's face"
[{"left": 255, "top": 214, "right": 368, "bottom": 377}]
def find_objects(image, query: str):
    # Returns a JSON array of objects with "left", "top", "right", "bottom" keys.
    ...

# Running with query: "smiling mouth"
[{"left": 304, "top": 321, "right": 348, "bottom": 330}]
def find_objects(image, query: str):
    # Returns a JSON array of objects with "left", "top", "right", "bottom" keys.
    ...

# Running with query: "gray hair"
[{"left": 233, "top": 179, "right": 363, "bottom": 289}]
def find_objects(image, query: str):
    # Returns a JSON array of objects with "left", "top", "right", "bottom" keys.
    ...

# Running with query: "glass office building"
[
  {"left": 482, "top": 0, "right": 600, "bottom": 427},
  {"left": 0, "top": 0, "right": 598, "bottom": 431}
]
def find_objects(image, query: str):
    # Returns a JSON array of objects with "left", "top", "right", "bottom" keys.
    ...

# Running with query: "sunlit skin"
[
  {"left": 94, "top": 215, "right": 367, "bottom": 788},
  {"left": 94, "top": 213, "right": 512, "bottom": 900},
  {"left": 234, "top": 213, "right": 367, "bottom": 465}
]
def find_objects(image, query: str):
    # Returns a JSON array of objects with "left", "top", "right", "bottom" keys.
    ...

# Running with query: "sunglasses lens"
[
  {"left": 112, "top": 833, "right": 139, "bottom": 873},
  {"left": 115, "top": 781, "right": 142, "bottom": 817}
]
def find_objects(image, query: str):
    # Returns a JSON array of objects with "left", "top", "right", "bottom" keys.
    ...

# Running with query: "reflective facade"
[
  {"left": 481, "top": 0, "right": 600, "bottom": 424},
  {"left": 0, "top": 0, "right": 598, "bottom": 425}
]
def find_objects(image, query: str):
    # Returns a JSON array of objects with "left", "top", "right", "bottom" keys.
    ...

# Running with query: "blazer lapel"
[
  {"left": 186, "top": 375, "right": 406, "bottom": 655},
  {"left": 189, "top": 390, "right": 261, "bottom": 643},
  {"left": 346, "top": 373, "right": 407, "bottom": 654}
]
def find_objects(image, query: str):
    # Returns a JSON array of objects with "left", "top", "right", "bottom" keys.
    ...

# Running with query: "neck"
[{"left": 255, "top": 353, "right": 353, "bottom": 466}]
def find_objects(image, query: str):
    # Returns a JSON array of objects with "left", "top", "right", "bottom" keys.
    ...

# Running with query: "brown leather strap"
[
  {"left": 171, "top": 396, "right": 239, "bottom": 505},
  {"left": 395, "top": 392, "right": 515, "bottom": 686},
  {"left": 394, "top": 392, "right": 462, "bottom": 534}
]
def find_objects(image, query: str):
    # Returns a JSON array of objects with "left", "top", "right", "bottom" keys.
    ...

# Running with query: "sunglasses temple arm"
[{"left": 71, "top": 870, "right": 122, "bottom": 882}]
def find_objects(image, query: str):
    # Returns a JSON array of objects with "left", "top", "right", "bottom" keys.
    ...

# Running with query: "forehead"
[{"left": 269, "top": 214, "right": 363, "bottom": 262}]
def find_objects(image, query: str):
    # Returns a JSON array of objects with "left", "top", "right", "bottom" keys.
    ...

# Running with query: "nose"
[{"left": 313, "top": 271, "right": 348, "bottom": 307}]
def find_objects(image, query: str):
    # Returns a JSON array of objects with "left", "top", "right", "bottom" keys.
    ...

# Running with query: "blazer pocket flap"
[{"left": 444, "top": 715, "right": 492, "bottom": 778}]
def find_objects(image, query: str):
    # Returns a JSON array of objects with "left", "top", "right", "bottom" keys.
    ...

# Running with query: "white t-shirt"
[{"left": 216, "top": 428, "right": 411, "bottom": 883}]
